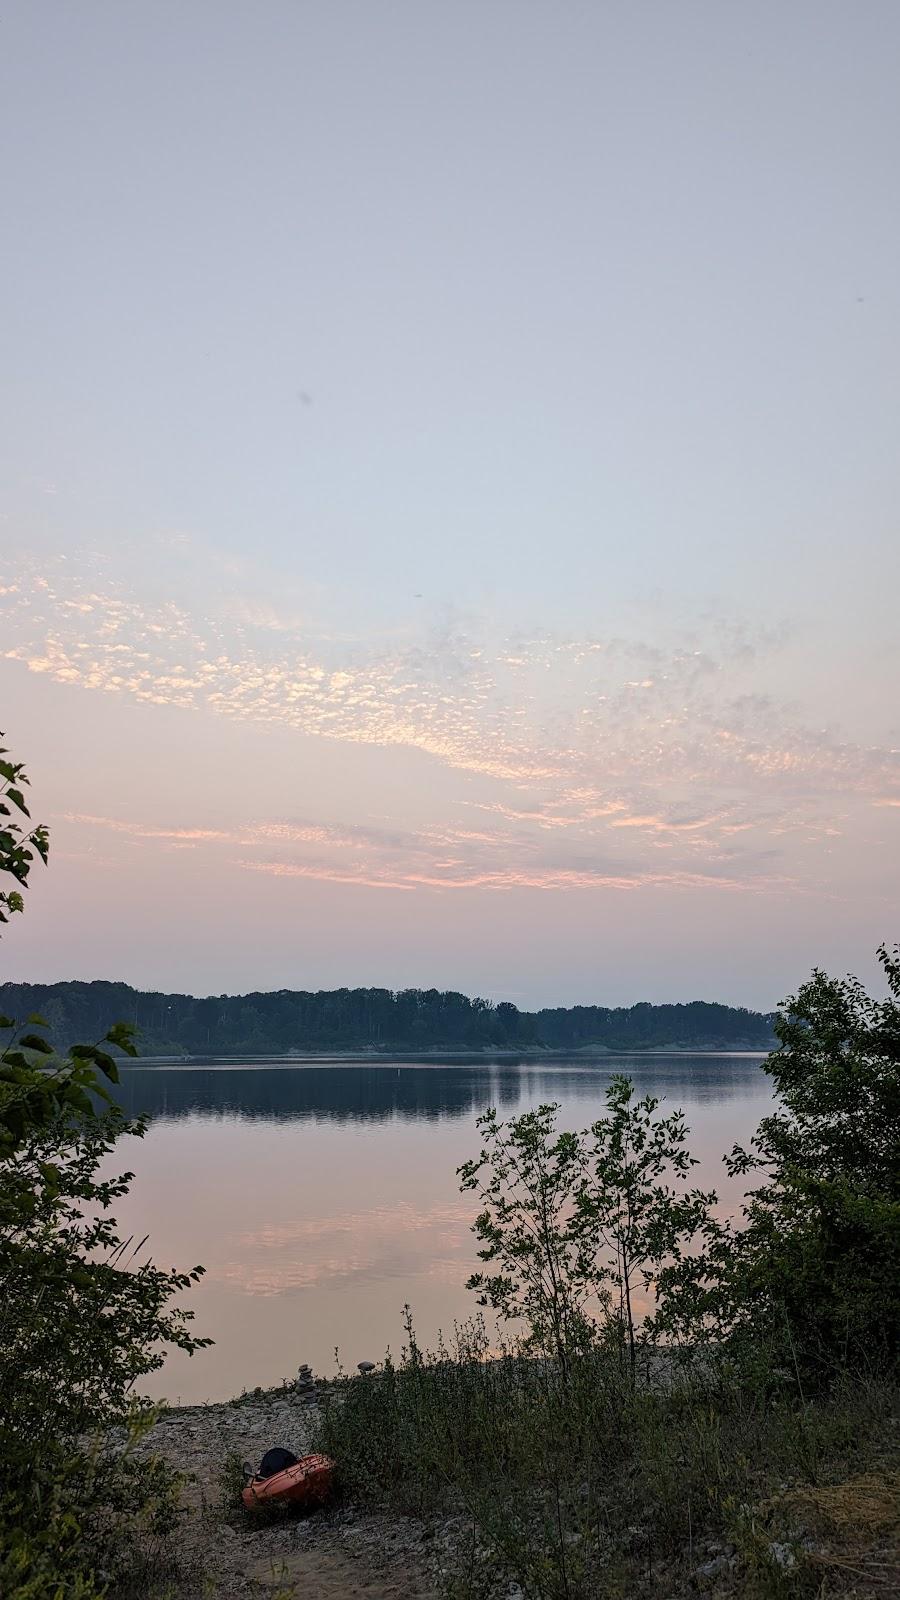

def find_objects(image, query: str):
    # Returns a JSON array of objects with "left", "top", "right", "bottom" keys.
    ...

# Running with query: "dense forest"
[{"left": 0, "top": 979, "right": 776, "bottom": 1055}]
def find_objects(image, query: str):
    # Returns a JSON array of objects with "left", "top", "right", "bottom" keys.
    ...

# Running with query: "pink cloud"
[{"left": 3, "top": 558, "right": 896, "bottom": 913}]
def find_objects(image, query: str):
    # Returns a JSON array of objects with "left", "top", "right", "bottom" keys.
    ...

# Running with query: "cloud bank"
[{"left": 3, "top": 558, "right": 898, "bottom": 903}]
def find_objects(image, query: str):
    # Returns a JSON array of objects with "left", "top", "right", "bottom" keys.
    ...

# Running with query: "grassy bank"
[{"left": 314, "top": 1326, "right": 898, "bottom": 1599}]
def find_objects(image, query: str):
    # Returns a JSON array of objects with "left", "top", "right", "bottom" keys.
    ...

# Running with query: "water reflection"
[
  {"left": 113, "top": 1054, "right": 767, "bottom": 1125},
  {"left": 107, "top": 1055, "right": 772, "bottom": 1405}
]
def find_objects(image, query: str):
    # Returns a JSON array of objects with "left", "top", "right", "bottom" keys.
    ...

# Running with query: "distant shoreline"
[
  {"left": 3, "top": 981, "right": 777, "bottom": 1059},
  {"left": 127, "top": 1046, "right": 771, "bottom": 1066}
]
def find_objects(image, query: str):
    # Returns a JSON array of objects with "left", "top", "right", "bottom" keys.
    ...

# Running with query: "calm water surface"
[{"left": 109, "top": 1055, "right": 772, "bottom": 1403}]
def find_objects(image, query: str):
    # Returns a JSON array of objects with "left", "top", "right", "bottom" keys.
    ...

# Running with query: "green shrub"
[
  {"left": 654, "top": 945, "right": 900, "bottom": 1383},
  {"left": 1, "top": 733, "right": 209, "bottom": 1597},
  {"left": 458, "top": 1077, "right": 716, "bottom": 1379}
]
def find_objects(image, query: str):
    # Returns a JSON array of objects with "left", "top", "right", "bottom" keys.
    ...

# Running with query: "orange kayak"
[{"left": 241, "top": 1452, "right": 335, "bottom": 1511}]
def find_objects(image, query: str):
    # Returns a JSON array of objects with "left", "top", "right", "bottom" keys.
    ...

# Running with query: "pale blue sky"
[{"left": 1, "top": 3, "right": 897, "bottom": 1007}]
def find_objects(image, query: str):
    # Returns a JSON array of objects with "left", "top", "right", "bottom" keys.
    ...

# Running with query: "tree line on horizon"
[{"left": 0, "top": 978, "right": 776, "bottom": 1055}]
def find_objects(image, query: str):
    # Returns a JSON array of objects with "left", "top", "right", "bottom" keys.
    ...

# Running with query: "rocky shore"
[{"left": 144, "top": 1384, "right": 439, "bottom": 1599}]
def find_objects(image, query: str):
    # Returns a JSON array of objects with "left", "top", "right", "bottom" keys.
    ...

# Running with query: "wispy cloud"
[
  {"left": 5, "top": 558, "right": 899, "bottom": 902},
  {"left": 4, "top": 561, "right": 896, "bottom": 796},
  {"left": 66, "top": 807, "right": 794, "bottom": 898},
  {"left": 65, "top": 813, "right": 234, "bottom": 843}
]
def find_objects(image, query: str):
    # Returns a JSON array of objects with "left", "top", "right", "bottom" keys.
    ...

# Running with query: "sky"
[{"left": 1, "top": 2, "right": 898, "bottom": 1010}]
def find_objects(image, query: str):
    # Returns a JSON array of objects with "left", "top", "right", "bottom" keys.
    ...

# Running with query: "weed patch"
[{"left": 314, "top": 1324, "right": 898, "bottom": 1599}]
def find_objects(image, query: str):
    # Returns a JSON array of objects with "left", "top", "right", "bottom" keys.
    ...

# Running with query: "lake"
[{"left": 109, "top": 1055, "right": 773, "bottom": 1404}]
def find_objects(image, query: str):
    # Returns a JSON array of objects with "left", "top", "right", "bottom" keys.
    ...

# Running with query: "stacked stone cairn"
[{"left": 295, "top": 1363, "right": 318, "bottom": 1403}]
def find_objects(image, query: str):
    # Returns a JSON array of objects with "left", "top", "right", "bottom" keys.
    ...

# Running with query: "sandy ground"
[{"left": 145, "top": 1389, "right": 439, "bottom": 1599}]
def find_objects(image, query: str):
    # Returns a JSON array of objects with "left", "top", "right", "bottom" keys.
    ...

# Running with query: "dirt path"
[{"left": 146, "top": 1390, "right": 438, "bottom": 1599}]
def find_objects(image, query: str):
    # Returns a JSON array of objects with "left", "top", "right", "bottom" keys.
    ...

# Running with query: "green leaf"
[
  {"left": 26, "top": 1013, "right": 49, "bottom": 1027},
  {"left": 105, "top": 1020, "right": 138, "bottom": 1057},
  {"left": 5, "top": 787, "right": 30, "bottom": 817},
  {"left": 19, "top": 1034, "right": 54, "bottom": 1055},
  {"left": 1, "top": 1050, "right": 31, "bottom": 1071},
  {"left": 70, "top": 1042, "right": 120, "bottom": 1082},
  {"left": 92, "top": 1048, "right": 120, "bottom": 1083}
]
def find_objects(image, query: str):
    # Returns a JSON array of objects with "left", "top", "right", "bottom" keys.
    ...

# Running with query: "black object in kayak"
[{"left": 257, "top": 1447, "right": 300, "bottom": 1479}]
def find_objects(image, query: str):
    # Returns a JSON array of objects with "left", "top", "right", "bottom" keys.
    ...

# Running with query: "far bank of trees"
[{"left": 0, "top": 980, "right": 776, "bottom": 1056}]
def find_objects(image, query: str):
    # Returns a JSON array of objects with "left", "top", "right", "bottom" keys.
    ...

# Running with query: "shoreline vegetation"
[
  {"left": 304, "top": 961, "right": 899, "bottom": 1600},
  {"left": 0, "top": 978, "right": 777, "bottom": 1057},
  {"left": 123, "top": 1355, "right": 900, "bottom": 1599}
]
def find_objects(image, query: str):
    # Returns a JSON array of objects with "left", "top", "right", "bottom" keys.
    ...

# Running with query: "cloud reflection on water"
[{"left": 107, "top": 1057, "right": 772, "bottom": 1403}]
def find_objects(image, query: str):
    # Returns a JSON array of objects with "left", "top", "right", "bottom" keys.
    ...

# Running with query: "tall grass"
[{"left": 314, "top": 1315, "right": 898, "bottom": 1599}]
